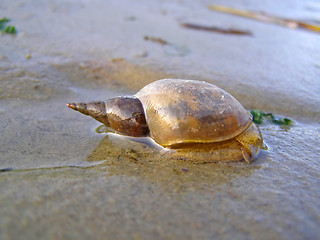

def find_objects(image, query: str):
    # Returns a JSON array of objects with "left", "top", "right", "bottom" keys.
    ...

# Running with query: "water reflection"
[{"left": 86, "top": 133, "right": 262, "bottom": 192}]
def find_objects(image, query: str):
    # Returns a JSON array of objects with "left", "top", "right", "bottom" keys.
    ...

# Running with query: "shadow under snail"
[{"left": 67, "top": 79, "right": 266, "bottom": 163}]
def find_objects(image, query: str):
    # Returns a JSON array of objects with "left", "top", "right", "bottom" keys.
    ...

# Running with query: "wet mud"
[{"left": 1, "top": 0, "right": 320, "bottom": 239}]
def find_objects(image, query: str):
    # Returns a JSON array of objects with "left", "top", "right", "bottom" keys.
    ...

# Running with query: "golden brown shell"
[{"left": 135, "top": 79, "right": 252, "bottom": 147}]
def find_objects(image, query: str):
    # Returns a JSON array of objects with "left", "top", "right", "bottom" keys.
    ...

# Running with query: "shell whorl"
[
  {"left": 105, "top": 97, "right": 149, "bottom": 137},
  {"left": 67, "top": 101, "right": 110, "bottom": 127},
  {"left": 135, "top": 79, "right": 252, "bottom": 147},
  {"left": 67, "top": 97, "right": 149, "bottom": 137}
]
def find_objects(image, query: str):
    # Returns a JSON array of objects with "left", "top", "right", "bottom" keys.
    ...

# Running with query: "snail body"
[{"left": 68, "top": 79, "right": 265, "bottom": 163}]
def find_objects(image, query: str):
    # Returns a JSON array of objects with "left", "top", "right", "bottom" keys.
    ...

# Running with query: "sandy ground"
[{"left": 1, "top": 0, "right": 320, "bottom": 239}]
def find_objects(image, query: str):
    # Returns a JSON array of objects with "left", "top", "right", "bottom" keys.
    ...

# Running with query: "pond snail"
[{"left": 67, "top": 79, "right": 265, "bottom": 163}]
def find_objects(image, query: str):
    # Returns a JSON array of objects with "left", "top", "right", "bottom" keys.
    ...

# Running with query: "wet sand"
[{"left": 1, "top": 0, "right": 320, "bottom": 239}]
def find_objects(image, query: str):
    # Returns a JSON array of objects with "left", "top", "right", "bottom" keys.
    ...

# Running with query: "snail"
[{"left": 67, "top": 79, "right": 266, "bottom": 163}]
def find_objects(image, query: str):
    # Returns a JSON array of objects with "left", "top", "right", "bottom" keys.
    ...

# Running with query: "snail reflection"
[{"left": 86, "top": 132, "right": 261, "bottom": 191}]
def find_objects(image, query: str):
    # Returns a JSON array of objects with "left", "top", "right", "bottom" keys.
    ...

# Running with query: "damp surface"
[{"left": 1, "top": 0, "right": 320, "bottom": 239}]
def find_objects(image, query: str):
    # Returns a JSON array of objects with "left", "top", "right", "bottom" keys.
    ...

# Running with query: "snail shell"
[
  {"left": 67, "top": 79, "right": 264, "bottom": 163},
  {"left": 135, "top": 79, "right": 252, "bottom": 147}
]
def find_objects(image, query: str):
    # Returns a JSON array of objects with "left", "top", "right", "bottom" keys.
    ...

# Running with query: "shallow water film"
[{"left": 1, "top": 0, "right": 320, "bottom": 239}]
